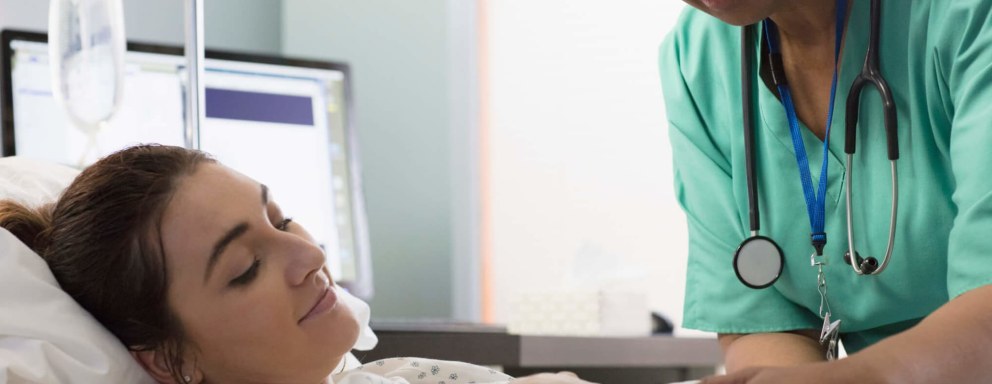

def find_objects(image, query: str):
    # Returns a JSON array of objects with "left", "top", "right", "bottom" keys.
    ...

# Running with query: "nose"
[{"left": 281, "top": 233, "right": 328, "bottom": 287}]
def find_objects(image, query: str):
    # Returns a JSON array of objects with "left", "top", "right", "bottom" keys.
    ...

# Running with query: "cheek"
[
  {"left": 182, "top": 285, "right": 293, "bottom": 350},
  {"left": 177, "top": 286, "right": 310, "bottom": 379},
  {"left": 174, "top": 280, "right": 357, "bottom": 381},
  {"left": 165, "top": 243, "right": 357, "bottom": 381},
  {"left": 174, "top": 278, "right": 289, "bottom": 347}
]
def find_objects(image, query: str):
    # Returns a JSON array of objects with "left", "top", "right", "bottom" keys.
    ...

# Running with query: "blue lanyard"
[{"left": 762, "top": 1, "right": 847, "bottom": 256}]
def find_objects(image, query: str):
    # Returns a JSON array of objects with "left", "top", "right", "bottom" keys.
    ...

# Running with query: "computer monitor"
[{"left": 0, "top": 29, "right": 373, "bottom": 300}]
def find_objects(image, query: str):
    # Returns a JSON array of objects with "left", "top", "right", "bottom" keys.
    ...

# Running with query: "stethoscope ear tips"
[
  {"left": 843, "top": 250, "right": 859, "bottom": 266},
  {"left": 844, "top": 251, "right": 879, "bottom": 274}
]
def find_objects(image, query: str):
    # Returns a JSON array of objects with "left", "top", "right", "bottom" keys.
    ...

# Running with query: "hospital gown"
[{"left": 331, "top": 358, "right": 513, "bottom": 384}]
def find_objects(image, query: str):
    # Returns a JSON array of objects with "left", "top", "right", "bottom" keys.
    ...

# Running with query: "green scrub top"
[{"left": 660, "top": 0, "right": 992, "bottom": 353}]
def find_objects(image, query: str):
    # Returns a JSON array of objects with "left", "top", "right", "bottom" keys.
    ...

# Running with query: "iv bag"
[{"left": 48, "top": 0, "right": 126, "bottom": 133}]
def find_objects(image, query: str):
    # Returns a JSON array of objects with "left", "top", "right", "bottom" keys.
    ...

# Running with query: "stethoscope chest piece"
[{"left": 733, "top": 236, "right": 785, "bottom": 289}]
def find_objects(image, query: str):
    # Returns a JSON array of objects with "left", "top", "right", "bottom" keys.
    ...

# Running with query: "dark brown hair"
[{"left": 0, "top": 144, "right": 214, "bottom": 383}]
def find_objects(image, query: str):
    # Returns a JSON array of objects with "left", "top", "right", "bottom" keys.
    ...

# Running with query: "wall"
[
  {"left": 281, "top": 0, "right": 696, "bottom": 327},
  {"left": 483, "top": 0, "right": 702, "bottom": 335},
  {"left": 282, "top": 0, "right": 475, "bottom": 320},
  {"left": 0, "top": 0, "right": 281, "bottom": 54}
]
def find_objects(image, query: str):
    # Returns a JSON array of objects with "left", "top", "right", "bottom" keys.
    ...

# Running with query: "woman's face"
[
  {"left": 682, "top": 0, "right": 781, "bottom": 26},
  {"left": 157, "top": 162, "right": 359, "bottom": 383}
]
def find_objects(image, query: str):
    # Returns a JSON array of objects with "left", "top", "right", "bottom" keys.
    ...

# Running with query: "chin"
[
  {"left": 685, "top": 0, "right": 772, "bottom": 26},
  {"left": 311, "top": 300, "right": 361, "bottom": 358},
  {"left": 696, "top": 9, "right": 769, "bottom": 26}
]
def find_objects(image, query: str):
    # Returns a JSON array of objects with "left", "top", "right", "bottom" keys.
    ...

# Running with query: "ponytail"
[{"left": 0, "top": 200, "right": 54, "bottom": 255}]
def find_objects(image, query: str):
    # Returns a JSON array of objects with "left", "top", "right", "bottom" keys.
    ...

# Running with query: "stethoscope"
[{"left": 733, "top": 0, "right": 899, "bottom": 289}]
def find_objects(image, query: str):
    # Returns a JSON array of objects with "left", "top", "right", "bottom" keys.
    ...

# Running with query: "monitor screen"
[{"left": 1, "top": 30, "right": 373, "bottom": 300}]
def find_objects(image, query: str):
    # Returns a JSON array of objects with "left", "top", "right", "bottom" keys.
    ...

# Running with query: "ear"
[{"left": 131, "top": 349, "right": 196, "bottom": 384}]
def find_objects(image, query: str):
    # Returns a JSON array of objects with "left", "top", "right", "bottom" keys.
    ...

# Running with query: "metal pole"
[{"left": 184, "top": 0, "right": 204, "bottom": 149}]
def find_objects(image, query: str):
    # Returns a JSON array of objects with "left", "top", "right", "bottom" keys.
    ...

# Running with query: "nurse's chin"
[{"left": 683, "top": 0, "right": 772, "bottom": 27}]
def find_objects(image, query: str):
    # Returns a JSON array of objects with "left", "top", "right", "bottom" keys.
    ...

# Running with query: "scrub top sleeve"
[
  {"left": 939, "top": 1, "right": 992, "bottom": 299},
  {"left": 659, "top": 20, "right": 819, "bottom": 334}
]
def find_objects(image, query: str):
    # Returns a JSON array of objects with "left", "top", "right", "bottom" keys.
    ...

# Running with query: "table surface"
[{"left": 362, "top": 321, "right": 723, "bottom": 369}]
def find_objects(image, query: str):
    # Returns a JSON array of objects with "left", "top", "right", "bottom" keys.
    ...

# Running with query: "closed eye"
[
  {"left": 230, "top": 258, "right": 261, "bottom": 287},
  {"left": 276, "top": 217, "right": 293, "bottom": 231},
  {"left": 227, "top": 217, "right": 290, "bottom": 287}
]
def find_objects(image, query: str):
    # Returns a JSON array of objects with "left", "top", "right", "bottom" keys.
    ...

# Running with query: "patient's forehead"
[
  {"left": 158, "top": 163, "right": 260, "bottom": 280},
  {"left": 168, "top": 163, "right": 257, "bottom": 218}
]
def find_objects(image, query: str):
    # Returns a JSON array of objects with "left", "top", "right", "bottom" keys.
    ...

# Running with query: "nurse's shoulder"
[
  {"left": 659, "top": 6, "right": 742, "bottom": 151},
  {"left": 661, "top": 7, "right": 740, "bottom": 79}
]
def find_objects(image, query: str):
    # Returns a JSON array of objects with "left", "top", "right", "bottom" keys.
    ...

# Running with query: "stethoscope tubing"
[
  {"left": 739, "top": 0, "right": 898, "bottom": 281},
  {"left": 742, "top": 24, "right": 760, "bottom": 234},
  {"left": 845, "top": 0, "right": 898, "bottom": 161},
  {"left": 845, "top": 156, "right": 897, "bottom": 275},
  {"left": 843, "top": 0, "right": 898, "bottom": 275}
]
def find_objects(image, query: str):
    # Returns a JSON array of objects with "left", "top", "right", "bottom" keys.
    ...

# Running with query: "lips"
[{"left": 299, "top": 276, "right": 338, "bottom": 324}]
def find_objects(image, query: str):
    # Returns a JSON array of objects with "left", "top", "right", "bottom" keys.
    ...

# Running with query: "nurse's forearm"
[
  {"left": 849, "top": 284, "right": 992, "bottom": 383},
  {"left": 719, "top": 330, "right": 826, "bottom": 372}
]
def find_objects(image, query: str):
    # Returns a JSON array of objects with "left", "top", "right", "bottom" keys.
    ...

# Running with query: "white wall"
[
  {"left": 484, "top": 0, "right": 703, "bottom": 335},
  {"left": 281, "top": 0, "right": 699, "bottom": 328}
]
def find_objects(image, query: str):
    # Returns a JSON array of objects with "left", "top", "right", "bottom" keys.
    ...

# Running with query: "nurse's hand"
[{"left": 513, "top": 371, "right": 599, "bottom": 383}]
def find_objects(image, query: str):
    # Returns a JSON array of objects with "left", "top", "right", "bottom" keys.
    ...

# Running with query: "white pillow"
[
  {"left": 0, "top": 156, "right": 154, "bottom": 383},
  {"left": 0, "top": 227, "right": 155, "bottom": 384},
  {"left": 0, "top": 156, "right": 378, "bottom": 383},
  {"left": 0, "top": 157, "right": 79, "bottom": 207}
]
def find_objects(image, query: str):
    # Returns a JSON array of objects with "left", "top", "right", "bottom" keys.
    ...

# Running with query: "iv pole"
[{"left": 184, "top": 0, "right": 204, "bottom": 149}]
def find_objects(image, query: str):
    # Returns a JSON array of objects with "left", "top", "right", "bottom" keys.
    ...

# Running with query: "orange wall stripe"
[{"left": 477, "top": 0, "right": 494, "bottom": 323}]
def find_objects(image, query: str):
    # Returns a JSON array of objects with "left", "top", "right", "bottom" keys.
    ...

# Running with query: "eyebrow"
[{"left": 203, "top": 184, "right": 269, "bottom": 284}]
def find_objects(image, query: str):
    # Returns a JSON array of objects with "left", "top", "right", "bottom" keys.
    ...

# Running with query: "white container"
[{"left": 508, "top": 290, "right": 651, "bottom": 337}]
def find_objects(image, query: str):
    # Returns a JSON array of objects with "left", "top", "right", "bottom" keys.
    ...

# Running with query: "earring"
[{"left": 183, "top": 375, "right": 191, "bottom": 383}]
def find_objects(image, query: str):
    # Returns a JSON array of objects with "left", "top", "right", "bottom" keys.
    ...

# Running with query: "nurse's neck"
[
  {"left": 767, "top": 0, "right": 851, "bottom": 140},
  {"left": 768, "top": 0, "right": 848, "bottom": 68}
]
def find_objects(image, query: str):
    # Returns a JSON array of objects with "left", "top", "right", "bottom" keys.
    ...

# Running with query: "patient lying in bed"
[{"left": 0, "top": 145, "right": 589, "bottom": 384}]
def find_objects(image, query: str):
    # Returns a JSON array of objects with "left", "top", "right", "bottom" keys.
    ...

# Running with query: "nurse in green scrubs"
[{"left": 661, "top": 0, "right": 992, "bottom": 382}]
